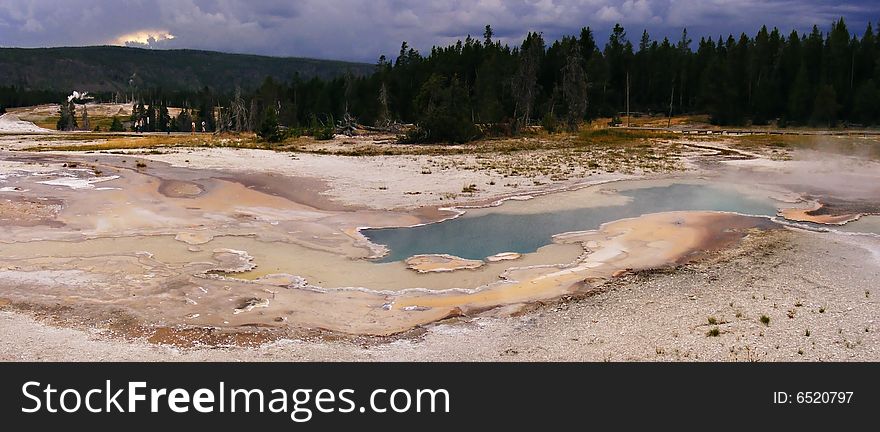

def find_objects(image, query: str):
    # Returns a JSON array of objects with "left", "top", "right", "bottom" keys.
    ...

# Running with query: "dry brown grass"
[
  {"left": 287, "top": 128, "right": 682, "bottom": 157},
  {"left": 592, "top": 114, "right": 712, "bottom": 129},
  {"left": 32, "top": 117, "right": 58, "bottom": 130},
  {"left": 28, "top": 115, "right": 120, "bottom": 131},
  {"left": 24, "top": 133, "right": 266, "bottom": 152}
]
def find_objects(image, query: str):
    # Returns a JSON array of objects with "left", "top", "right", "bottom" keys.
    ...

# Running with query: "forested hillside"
[{"left": 0, "top": 46, "right": 373, "bottom": 96}]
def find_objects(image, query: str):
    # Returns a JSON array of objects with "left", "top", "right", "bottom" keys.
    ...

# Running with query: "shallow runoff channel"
[{"left": 363, "top": 182, "right": 779, "bottom": 262}]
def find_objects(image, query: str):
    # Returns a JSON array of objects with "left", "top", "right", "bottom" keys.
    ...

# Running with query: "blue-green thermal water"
[{"left": 363, "top": 183, "right": 778, "bottom": 262}]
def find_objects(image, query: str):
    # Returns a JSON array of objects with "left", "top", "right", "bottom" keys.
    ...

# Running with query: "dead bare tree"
[
  {"left": 562, "top": 44, "right": 588, "bottom": 132},
  {"left": 230, "top": 87, "right": 248, "bottom": 132},
  {"left": 344, "top": 71, "right": 355, "bottom": 116},
  {"left": 81, "top": 104, "right": 90, "bottom": 131},
  {"left": 248, "top": 99, "right": 258, "bottom": 132},
  {"left": 377, "top": 82, "right": 391, "bottom": 127},
  {"left": 512, "top": 33, "right": 543, "bottom": 133},
  {"left": 213, "top": 102, "right": 224, "bottom": 133},
  {"left": 338, "top": 112, "right": 357, "bottom": 136}
]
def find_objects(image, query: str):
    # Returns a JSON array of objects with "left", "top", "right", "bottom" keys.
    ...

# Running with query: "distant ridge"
[{"left": 0, "top": 46, "right": 374, "bottom": 93}]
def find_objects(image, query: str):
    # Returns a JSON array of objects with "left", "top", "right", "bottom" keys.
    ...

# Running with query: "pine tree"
[
  {"left": 132, "top": 101, "right": 145, "bottom": 124},
  {"left": 676, "top": 29, "right": 692, "bottom": 111},
  {"left": 57, "top": 101, "right": 78, "bottom": 131},
  {"left": 826, "top": 18, "right": 852, "bottom": 115},
  {"left": 604, "top": 23, "right": 633, "bottom": 112},
  {"left": 410, "top": 73, "right": 480, "bottom": 143},
  {"left": 158, "top": 104, "right": 171, "bottom": 132},
  {"left": 562, "top": 41, "right": 588, "bottom": 131},
  {"left": 853, "top": 79, "right": 879, "bottom": 125},
  {"left": 145, "top": 104, "right": 156, "bottom": 132},
  {"left": 258, "top": 106, "right": 283, "bottom": 142},
  {"left": 56, "top": 100, "right": 70, "bottom": 131},
  {"left": 858, "top": 23, "right": 876, "bottom": 81},
  {"left": 811, "top": 84, "right": 839, "bottom": 126},
  {"left": 176, "top": 109, "right": 192, "bottom": 133},
  {"left": 197, "top": 100, "right": 215, "bottom": 132},
  {"left": 69, "top": 102, "right": 78, "bottom": 130},
  {"left": 109, "top": 117, "right": 124, "bottom": 132},
  {"left": 474, "top": 50, "right": 505, "bottom": 123},
  {"left": 788, "top": 65, "right": 813, "bottom": 123}
]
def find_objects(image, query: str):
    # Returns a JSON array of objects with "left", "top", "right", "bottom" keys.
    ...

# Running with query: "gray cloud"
[{"left": 1, "top": 0, "right": 878, "bottom": 61}]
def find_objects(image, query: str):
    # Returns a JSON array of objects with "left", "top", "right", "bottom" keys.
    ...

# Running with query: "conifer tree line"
[
  {"left": 5, "top": 18, "right": 879, "bottom": 139},
  {"left": 126, "top": 98, "right": 215, "bottom": 133},
  {"left": 249, "top": 18, "right": 880, "bottom": 141}
]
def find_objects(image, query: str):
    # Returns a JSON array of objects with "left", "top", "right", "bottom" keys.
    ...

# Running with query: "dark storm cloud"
[{"left": 1, "top": 0, "right": 878, "bottom": 61}]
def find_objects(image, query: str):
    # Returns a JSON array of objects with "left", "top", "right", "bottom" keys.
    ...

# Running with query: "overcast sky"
[{"left": 1, "top": 0, "right": 878, "bottom": 62}]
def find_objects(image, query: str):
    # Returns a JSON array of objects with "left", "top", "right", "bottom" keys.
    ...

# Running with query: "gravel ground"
[{"left": 2, "top": 227, "right": 876, "bottom": 361}]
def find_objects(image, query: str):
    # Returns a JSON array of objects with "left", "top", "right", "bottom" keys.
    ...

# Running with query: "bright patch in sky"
[{"left": 113, "top": 30, "right": 176, "bottom": 47}]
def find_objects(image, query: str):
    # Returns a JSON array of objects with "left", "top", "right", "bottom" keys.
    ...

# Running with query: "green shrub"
[
  {"left": 412, "top": 113, "right": 481, "bottom": 144},
  {"left": 310, "top": 114, "right": 335, "bottom": 140},
  {"left": 541, "top": 112, "right": 559, "bottom": 133},
  {"left": 399, "top": 127, "right": 430, "bottom": 144},
  {"left": 258, "top": 107, "right": 285, "bottom": 143},
  {"left": 483, "top": 122, "right": 513, "bottom": 138}
]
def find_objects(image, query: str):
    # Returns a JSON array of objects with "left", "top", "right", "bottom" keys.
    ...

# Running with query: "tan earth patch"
[
  {"left": 404, "top": 254, "right": 485, "bottom": 273},
  {"left": 486, "top": 252, "right": 522, "bottom": 262},
  {"left": 780, "top": 202, "right": 862, "bottom": 225},
  {"left": 0, "top": 197, "right": 62, "bottom": 226},
  {"left": 158, "top": 179, "right": 205, "bottom": 198}
]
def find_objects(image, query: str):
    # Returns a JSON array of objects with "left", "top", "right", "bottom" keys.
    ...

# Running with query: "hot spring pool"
[{"left": 362, "top": 183, "right": 778, "bottom": 262}]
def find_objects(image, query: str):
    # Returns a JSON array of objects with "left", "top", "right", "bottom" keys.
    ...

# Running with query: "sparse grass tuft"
[
  {"left": 733, "top": 134, "right": 801, "bottom": 149},
  {"left": 707, "top": 316, "right": 717, "bottom": 325},
  {"left": 706, "top": 328, "right": 721, "bottom": 337},
  {"left": 760, "top": 315, "right": 771, "bottom": 325},
  {"left": 576, "top": 128, "right": 678, "bottom": 146}
]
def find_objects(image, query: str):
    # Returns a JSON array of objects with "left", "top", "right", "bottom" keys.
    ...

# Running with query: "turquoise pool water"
[{"left": 363, "top": 183, "right": 778, "bottom": 262}]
